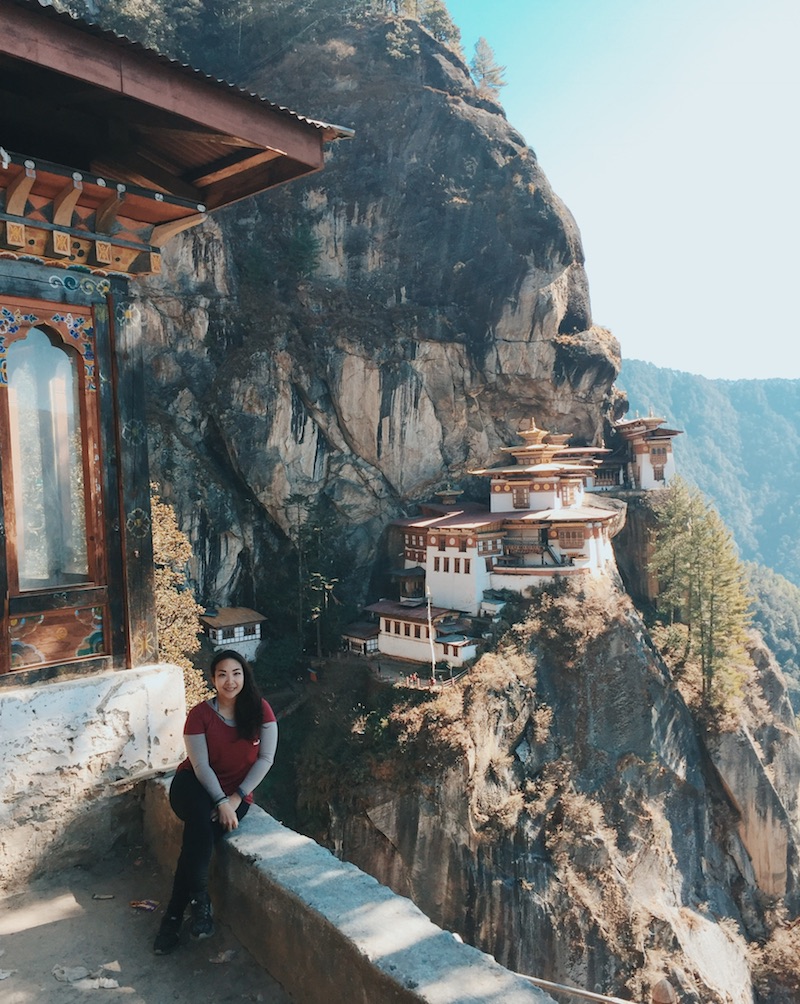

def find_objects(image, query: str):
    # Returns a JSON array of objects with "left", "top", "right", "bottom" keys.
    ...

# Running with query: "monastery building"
[{"left": 358, "top": 419, "right": 626, "bottom": 667}]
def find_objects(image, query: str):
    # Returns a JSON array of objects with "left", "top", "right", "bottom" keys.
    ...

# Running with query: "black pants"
[{"left": 165, "top": 769, "right": 249, "bottom": 917}]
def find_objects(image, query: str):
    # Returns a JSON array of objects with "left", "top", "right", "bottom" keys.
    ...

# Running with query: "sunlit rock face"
[
  {"left": 325, "top": 583, "right": 800, "bottom": 1004},
  {"left": 135, "top": 19, "right": 619, "bottom": 606}
]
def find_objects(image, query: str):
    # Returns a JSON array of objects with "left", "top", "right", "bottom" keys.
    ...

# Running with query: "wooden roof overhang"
[
  {"left": 470, "top": 463, "right": 596, "bottom": 478},
  {"left": 507, "top": 506, "right": 617, "bottom": 523},
  {"left": 199, "top": 606, "right": 267, "bottom": 629},
  {"left": 365, "top": 600, "right": 453, "bottom": 623},
  {"left": 0, "top": 0, "right": 353, "bottom": 277}
]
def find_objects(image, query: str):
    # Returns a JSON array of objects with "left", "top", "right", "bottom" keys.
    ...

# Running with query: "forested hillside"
[{"left": 618, "top": 359, "right": 800, "bottom": 587}]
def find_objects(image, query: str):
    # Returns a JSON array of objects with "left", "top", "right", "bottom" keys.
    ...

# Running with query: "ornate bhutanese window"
[
  {"left": 1, "top": 297, "right": 110, "bottom": 674},
  {"left": 558, "top": 527, "right": 585, "bottom": 548},
  {"left": 512, "top": 486, "right": 529, "bottom": 509},
  {"left": 4, "top": 323, "right": 101, "bottom": 592}
]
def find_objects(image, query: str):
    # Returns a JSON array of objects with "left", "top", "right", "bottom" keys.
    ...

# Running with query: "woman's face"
[{"left": 213, "top": 658, "right": 245, "bottom": 700}]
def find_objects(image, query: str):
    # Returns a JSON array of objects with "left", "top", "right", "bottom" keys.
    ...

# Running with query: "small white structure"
[
  {"left": 364, "top": 600, "right": 478, "bottom": 668},
  {"left": 342, "top": 622, "right": 380, "bottom": 656},
  {"left": 590, "top": 414, "right": 682, "bottom": 491},
  {"left": 200, "top": 607, "right": 266, "bottom": 662}
]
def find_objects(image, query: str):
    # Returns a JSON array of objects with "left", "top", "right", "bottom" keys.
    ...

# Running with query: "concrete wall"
[
  {"left": 144, "top": 778, "right": 554, "bottom": 1004},
  {"left": 0, "top": 663, "right": 185, "bottom": 891}
]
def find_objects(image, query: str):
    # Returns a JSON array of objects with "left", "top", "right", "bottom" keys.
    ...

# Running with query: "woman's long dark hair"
[{"left": 209, "top": 650, "right": 264, "bottom": 740}]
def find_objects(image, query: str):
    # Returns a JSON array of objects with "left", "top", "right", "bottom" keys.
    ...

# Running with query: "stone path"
[{"left": 0, "top": 848, "right": 291, "bottom": 1003}]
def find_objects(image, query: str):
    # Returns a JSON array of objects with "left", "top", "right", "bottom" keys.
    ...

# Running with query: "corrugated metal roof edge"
[{"left": 12, "top": 0, "right": 355, "bottom": 140}]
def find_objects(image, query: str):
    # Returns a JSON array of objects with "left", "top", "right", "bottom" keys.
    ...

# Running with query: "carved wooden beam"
[
  {"left": 186, "top": 148, "right": 282, "bottom": 188},
  {"left": 52, "top": 174, "right": 84, "bottom": 227},
  {"left": 95, "top": 186, "right": 127, "bottom": 233},
  {"left": 149, "top": 214, "right": 207, "bottom": 247},
  {"left": 5, "top": 162, "right": 36, "bottom": 216}
]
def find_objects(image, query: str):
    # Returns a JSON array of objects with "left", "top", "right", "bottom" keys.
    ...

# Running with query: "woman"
[{"left": 153, "top": 650, "right": 278, "bottom": 954}]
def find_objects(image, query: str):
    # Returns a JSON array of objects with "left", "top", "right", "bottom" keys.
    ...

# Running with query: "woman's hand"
[{"left": 215, "top": 795, "right": 241, "bottom": 831}]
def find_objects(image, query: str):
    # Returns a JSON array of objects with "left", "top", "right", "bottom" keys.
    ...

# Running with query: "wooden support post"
[{"left": 108, "top": 284, "right": 158, "bottom": 667}]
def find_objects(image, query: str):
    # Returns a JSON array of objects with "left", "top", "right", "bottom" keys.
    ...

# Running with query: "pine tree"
[
  {"left": 417, "top": 0, "right": 462, "bottom": 50},
  {"left": 650, "top": 478, "right": 750, "bottom": 715},
  {"left": 470, "top": 36, "right": 507, "bottom": 99}
]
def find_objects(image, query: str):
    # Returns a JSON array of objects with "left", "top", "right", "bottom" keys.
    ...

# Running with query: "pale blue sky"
[{"left": 447, "top": 0, "right": 799, "bottom": 379}]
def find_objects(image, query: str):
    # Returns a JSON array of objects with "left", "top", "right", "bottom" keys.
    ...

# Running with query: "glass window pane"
[{"left": 7, "top": 327, "right": 89, "bottom": 590}]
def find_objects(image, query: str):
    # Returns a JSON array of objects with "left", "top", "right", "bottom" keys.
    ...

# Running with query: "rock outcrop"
[
  {"left": 318, "top": 581, "right": 800, "bottom": 1003},
  {"left": 136, "top": 18, "right": 619, "bottom": 607}
]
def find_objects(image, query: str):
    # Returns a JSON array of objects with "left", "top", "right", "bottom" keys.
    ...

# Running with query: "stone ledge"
[
  {"left": 144, "top": 778, "right": 553, "bottom": 1004},
  {"left": 0, "top": 664, "right": 185, "bottom": 891}
]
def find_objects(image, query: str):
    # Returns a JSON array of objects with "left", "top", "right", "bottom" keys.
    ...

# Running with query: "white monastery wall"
[
  {"left": 0, "top": 664, "right": 185, "bottom": 891},
  {"left": 489, "top": 487, "right": 559, "bottom": 512},
  {"left": 426, "top": 560, "right": 485, "bottom": 616},
  {"left": 378, "top": 631, "right": 435, "bottom": 664}
]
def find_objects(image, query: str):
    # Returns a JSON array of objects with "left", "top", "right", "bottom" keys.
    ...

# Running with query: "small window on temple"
[
  {"left": 404, "top": 623, "right": 410, "bottom": 636},
  {"left": 414, "top": 625, "right": 421, "bottom": 638},
  {"left": 384, "top": 619, "right": 391, "bottom": 632},
  {"left": 222, "top": 628, "right": 235, "bottom": 640},
  {"left": 459, "top": 538, "right": 467, "bottom": 552},
  {"left": 464, "top": 559, "right": 471, "bottom": 574},
  {"left": 558, "top": 527, "right": 585, "bottom": 548},
  {"left": 454, "top": 558, "right": 461, "bottom": 573},
  {"left": 394, "top": 621, "right": 401, "bottom": 634},
  {"left": 512, "top": 486, "right": 529, "bottom": 508},
  {"left": 443, "top": 558, "right": 450, "bottom": 573},
  {"left": 434, "top": 557, "right": 440, "bottom": 571}
]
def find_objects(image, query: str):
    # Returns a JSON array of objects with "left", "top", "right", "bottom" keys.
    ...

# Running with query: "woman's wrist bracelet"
[
  {"left": 215, "top": 795, "right": 229, "bottom": 806},
  {"left": 236, "top": 787, "right": 247, "bottom": 800}
]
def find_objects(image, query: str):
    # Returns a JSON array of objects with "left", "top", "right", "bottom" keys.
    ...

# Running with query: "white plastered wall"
[{"left": 0, "top": 663, "right": 185, "bottom": 891}]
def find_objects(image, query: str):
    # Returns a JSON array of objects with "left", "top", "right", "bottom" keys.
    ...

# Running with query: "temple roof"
[
  {"left": 502, "top": 505, "right": 617, "bottom": 523},
  {"left": 365, "top": 600, "right": 454, "bottom": 622},
  {"left": 341, "top": 622, "right": 380, "bottom": 641},
  {"left": 0, "top": 0, "right": 352, "bottom": 274},
  {"left": 199, "top": 606, "right": 266, "bottom": 628},
  {"left": 469, "top": 462, "right": 596, "bottom": 477},
  {"left": 393, "top": 508, "right": 501, "bottom": 532},
  {"left": 615, "top": 416, "right": 683, "bottom": 439}
]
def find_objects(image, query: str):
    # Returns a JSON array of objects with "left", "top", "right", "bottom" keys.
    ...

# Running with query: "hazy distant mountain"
[{"left": 617, "top": 359, "right": 800, "bottom": 587}]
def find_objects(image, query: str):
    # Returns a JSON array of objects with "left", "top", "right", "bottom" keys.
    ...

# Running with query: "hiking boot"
[
  {"left": 153, "top": 913, "right": 182, "bottom": 954},
  {"left": 189, "top": 892, "right": 214, "bottom": 939}
]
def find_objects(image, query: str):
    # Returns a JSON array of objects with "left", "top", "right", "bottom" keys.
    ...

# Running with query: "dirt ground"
[{"left": 0, "top": 848, "right": 292, "bottom": 1004}]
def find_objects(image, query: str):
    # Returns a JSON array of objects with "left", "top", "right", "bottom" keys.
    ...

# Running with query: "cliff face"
[
  {"left": 136, "top": 18, "right": 619, "bottom": 606},
  {"left": 321, "top": 582, "right": 800, "bottom": 1003},
  {"left": 126, "top": 12, "right": 800, "bottom": 1001}
]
